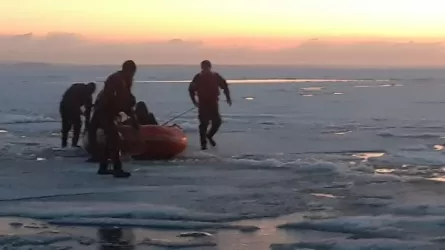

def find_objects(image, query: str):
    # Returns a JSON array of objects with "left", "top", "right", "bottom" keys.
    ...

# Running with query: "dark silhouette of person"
[
  {"left": 86, "top": 89, "right": 105, "bottom": 163},
  {"left": 117, "top": 101, "right": 159, "bottom": 161},
  {"left": 134, "top": 101, "right": 158, "bottom": 125},
  {"left": 97, "top": 227, "right": 135, "bottom": 250},
  {"left": 119, "top": 102, "right": 158, "bottom": 126},
  {"left": 188, "top": 60, "right": 232, "bottom": 150},
  {"left": 86, "top": 101, "right": 157, "bottom": 163},
  {"left": 90, "top": 60, "right": 139, "bottom": 178},
  {"left": 59, "top": 82, "right": 96, "bottom": 148}
]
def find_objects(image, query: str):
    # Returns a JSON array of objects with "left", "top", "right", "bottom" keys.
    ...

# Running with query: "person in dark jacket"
[
  {"left": 134, "top": 101, "right": 158, "bottom": 125},
  {"left": 188, "top": 60, "right": 232, "bottom": 150},
  {"left": 87, "top": 95, "right": 157, "bottom": 163},
  {"left": 91, "top": 60, "right": 139, "bottom": 178},
  {"left": 59, "top": 82, "right": 96, "bottom": 148},
  {"left": 119, "top": 101, "right": 158, "bottom": 126}
]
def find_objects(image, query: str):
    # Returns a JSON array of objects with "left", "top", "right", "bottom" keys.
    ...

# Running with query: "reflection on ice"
[
  {"left": 375, "top": 168, "right": 395, "bottom": 174},
  {"left": 353, "top": 152, "right": 385, "bottom": 161},
  {"left": 334, "top": 131, "right": 351, "bottom": 135},
  {"left": 300, "top": 87, "right": 323, "bottom": 91},
  {"left": 311, "top": 193, "right": 343, "bottom": 199},
  {"left": 427, "top": 177, "right": 445, "bottom": 182},
  {"left": 98, "top": 227, "right": 135, "bottom": 250}
]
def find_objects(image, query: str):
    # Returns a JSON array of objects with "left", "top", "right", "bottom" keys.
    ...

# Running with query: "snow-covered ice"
[{"left": 1, "top": 64, "right": 445, "bottom": 249}]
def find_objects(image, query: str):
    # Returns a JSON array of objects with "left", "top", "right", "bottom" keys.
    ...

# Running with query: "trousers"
[
  {"left": 88, "top": 111, "right": 122, "bottom": 170},
  {"left": 198, "top": 102, "right": 222, "bottom": 147},
  {"left": 60, "top": 105, "right": 81, "bottom": 147}
]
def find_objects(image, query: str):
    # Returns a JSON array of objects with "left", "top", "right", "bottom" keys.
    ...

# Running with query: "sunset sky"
[{"left": 2, "top": 0, "right": 445, "bottom": 65}]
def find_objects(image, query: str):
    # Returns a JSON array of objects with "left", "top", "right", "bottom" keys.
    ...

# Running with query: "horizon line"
[{"left": 1, "top": 61, "right": 445, "bottom": 70}]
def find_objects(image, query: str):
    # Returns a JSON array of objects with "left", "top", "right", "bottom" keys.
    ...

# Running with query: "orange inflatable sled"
[{"left": 83, "top": 124, "right": 188, "bottom": 160}]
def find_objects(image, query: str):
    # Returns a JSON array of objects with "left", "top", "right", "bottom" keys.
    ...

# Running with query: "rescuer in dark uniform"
[
  {"left": 59, "top": 82, "right": 96, "bottom": 148},
  {"left": 91, "top": 60, "right": 139, "bottom": 178},
  {"left": 188, "top": 60, "right": 232, "bottom": 150}
]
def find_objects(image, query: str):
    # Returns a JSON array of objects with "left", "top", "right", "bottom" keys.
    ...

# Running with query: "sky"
[{"left": 2, "top": 0, "right": 445, "bottom": 66}]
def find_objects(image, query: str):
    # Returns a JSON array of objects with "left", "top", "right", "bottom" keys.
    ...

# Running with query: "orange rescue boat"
[{"left": 83, "top": 124, "right": 188, "bottom": 160}]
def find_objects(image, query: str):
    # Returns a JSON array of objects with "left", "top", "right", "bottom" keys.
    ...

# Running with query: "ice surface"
[
  {"left": 1, "top": 65, "right": 445, "bottom": 249},
  {"left": 0, "top": 233, "right": 73, "bottom": 247},
  {"left": 278, "top": 215, "right": 445, "bottom": 239},
  {"left": 368, "top": 151, "right": 445, "bottom": 167},
  {"left": 48, "top": 218, "right": 258, "bottom": 231},
  {"left": 271, "top": 239, "right": 438, "bottom": 250},
  {"left": 0, "top": 202, "right": 247, "bottom": 222},
  {"left": 139, "top": 236, "right": 216, "bottom": 248}
]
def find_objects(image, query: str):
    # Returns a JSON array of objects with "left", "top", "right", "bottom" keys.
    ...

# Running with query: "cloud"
[
  {"left": 274, "top": 40, "right": 445, "bottom": 66},
  {"left": 43, "top": 32, "right": 84, "bottom": 44},
  {"left": 0, "top": 33, "right": 444, "bottom": 66}
]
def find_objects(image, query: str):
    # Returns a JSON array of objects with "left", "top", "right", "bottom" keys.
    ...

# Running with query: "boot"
[
  {"left": 112, "top": 162, "right": 131, "bottom": 178},
  {"left": 207, "top": 134, "right": 216, "bottom": 147},
  {"left": 97, "top": 163, "right": 112, "bottom": 175}
]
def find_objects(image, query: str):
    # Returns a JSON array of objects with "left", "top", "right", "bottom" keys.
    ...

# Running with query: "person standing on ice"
[
  {"left": 188, "top": 60, "right": 232, "bottom": 150},
  {"left": 92, "top": 60, "right": 139, "bottom": 178},
  {"left": 59, "top": 82, "right": 96, "bottom": 148}
]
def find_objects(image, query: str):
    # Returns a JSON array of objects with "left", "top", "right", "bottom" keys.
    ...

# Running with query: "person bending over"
[{"left": 59, "top": 82, "right": 96, "bottom": 148}]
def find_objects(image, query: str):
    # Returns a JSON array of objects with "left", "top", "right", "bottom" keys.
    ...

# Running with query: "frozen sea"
[{"left": 1, "top": 63, "right": 445, "bottom": 249}]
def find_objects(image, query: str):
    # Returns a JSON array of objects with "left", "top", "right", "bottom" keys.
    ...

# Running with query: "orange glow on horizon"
[{"left": 2, "top": 0, "right": 445, "bottom": 48}]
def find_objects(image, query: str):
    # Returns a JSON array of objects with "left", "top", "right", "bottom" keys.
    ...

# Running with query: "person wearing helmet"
[
  {"left": 188, "top": 60, "right": 232, "bottom": 150},
  {"left": 59, "top": 82, "right": 96, "bottom": 148}
]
